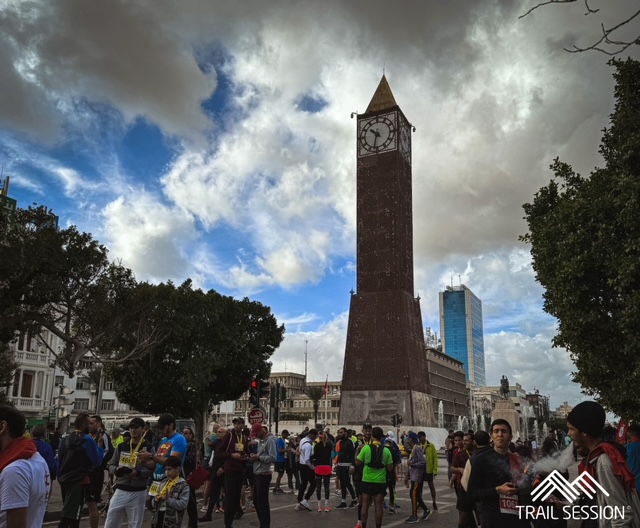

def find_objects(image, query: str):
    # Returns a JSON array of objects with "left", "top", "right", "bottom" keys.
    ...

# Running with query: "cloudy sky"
[{"left": 2, "top": 0, "right": 638, "bottom": 412}]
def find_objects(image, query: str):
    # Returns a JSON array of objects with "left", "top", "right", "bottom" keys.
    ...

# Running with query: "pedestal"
[{"left": 491, "top": 399, "right": 520, "bottom": 438}]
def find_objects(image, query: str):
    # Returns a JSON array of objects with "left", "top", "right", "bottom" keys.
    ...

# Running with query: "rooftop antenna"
[
  {"left": 458, "top": 274, "right": 461, "bottom": 286},
  {"left": 450, "top": 275, "right": 454, "bottom": 288}
]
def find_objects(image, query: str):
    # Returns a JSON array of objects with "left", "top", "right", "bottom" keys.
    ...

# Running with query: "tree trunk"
[{"left": 194, "top": 408, "right": 207, "bottom": 464}]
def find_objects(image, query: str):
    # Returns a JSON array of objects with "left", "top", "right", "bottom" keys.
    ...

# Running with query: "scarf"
[
  {"left": 579, "top": 441, "right": 636, "bottom": 492},
  {"left": 0, "top": 436, "right": 37, "bottom": 472},
  {"left": 156, "top": 476, "right": 181, "bottom": 500}
]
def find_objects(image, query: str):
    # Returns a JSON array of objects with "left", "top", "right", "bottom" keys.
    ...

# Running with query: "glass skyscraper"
[{"left": 439, "top": 284, "right": 486, "bottom": 386}]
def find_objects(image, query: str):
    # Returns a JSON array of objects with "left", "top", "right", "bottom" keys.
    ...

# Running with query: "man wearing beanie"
[{"left": 567, "top": 401, "right": 640, "bottom": 525}]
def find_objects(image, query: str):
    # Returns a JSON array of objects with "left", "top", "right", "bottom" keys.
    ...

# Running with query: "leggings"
[
  {"left": 387, "top": 467, "right": 396, "bottom": 504},
  {"left": 315, "top": 473, "right": 331, "bottom": 500}
]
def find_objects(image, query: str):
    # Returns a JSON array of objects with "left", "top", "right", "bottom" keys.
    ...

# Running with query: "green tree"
[
  {"left": 107, "top": 280, "right": 284, "bottom": 439},
  {"left": 521, "top": 58, "right": 640, "bottom": 419},
  {"left": 304, "top": 386, "right": 325, "bottom": 427},
  {"left": 0, "top": 206, "right": 154, "bottom": 377},
  {"left": 0, "top": 343, "right": 18, "bottom": 404}
]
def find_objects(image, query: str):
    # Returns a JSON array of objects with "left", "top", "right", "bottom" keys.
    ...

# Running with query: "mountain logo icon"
[{"left": 531, "top": 470, "right": 610, "bottom": 503}]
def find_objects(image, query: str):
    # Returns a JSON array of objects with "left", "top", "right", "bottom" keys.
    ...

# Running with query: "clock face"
[
  {"left": 358, "top": 112, "right": 397, "bottom": 157},
  {"left": 399, "top": 121, "right": 411, "bottom": 163}
]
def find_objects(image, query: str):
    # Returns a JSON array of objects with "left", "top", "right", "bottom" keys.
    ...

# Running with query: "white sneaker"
[{"left": 300, "top": 499, "right": 312, "bottom": 511}]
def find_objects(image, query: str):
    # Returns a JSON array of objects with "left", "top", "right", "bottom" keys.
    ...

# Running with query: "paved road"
[
  {"left": 44, "top": 474, "right": 461, "bottom": 527},
  {"left": 43, "top": 456, "right": 584, "bottom": 527}
]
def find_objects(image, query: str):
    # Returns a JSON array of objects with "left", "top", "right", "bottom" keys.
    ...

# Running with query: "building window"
[
  {"left": 104, "top": 381, "right": 114, "bottom": 391},
  {"left": 74, "top": 398, "right": 89, "bottom": 411},
  {"left": 55, "top": 375, "right": 64, "bottom": 387},
  {"left": 101, "top": 400, "right": 115, "bottom": 411},
  {"left": 21, "top": 372, "right": 33, "bottom": 398},
  {"left": 76, "top": 377, "right": 91, "bottom": 390}
]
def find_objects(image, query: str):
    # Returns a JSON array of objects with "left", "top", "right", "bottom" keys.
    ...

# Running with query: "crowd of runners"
[{"left": 0, "top": 401, "right": 639, "bottom": 528}]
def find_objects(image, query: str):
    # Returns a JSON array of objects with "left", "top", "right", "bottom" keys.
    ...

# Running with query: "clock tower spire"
[
  {"left": 339, "top": 76, "right": 435, "bottom": 427},
  {"left": 366, "top": 74, "right": 397, "bottom": 112}
]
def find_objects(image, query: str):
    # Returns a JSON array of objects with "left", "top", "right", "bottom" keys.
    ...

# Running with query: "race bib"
[
  {"left": 235, "top": 442, "right": 244, "bottom": 451},
  {"left": 119, "top": 452, "right": 137, "bottom": 468},
  {"left": 148, "top": 481, "right": 161, "bottom": 497},
  {"left": 499, "top": 494, "right": 519, "bottom": 515}
]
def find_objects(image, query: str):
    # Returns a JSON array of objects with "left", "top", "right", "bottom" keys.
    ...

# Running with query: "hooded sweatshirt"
[{"left": 253, "top": 433, "right": 277, "bottom": 474}]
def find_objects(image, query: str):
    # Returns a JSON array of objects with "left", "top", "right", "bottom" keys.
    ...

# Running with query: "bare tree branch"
[
  {"left": 521, "top": 1, "right": 640, "bottom": 55},
  {"left": 519, "top": 0, "right": 576, "bottom": 20},
  {"left": 565, "top": 10, "right": 640, "bottom": 55}
]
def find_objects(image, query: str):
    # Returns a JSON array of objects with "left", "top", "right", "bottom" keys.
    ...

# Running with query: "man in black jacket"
[
  {"left": 467, "top": 419, "right": 529, "bottom": 528},
  {"left": 57, "top": 413, "right": 103, "bottom": 528},
  {"left": 87, "top": 415, "right": 114, "bottom": 528},
  {"left": 335, "top": 427, "right": 358, "bottom": 509},
  {"left": 104, "top": 417, "right": 155, "bottom": 528}
]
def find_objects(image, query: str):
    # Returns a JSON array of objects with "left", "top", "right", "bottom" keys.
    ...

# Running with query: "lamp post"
[{"left": 54, "top": 384, "right": 62, "bottom": 431}]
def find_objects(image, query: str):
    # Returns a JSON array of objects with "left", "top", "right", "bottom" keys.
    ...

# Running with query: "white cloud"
[
  {"left": 0, "top": 1, "right": 217, "bottom": 144},
  {"left": 101, "top": 191, "right": 198, "bottom": 282},
  {"left": 270, "top": 314, "right": 350, "bottom": 383},
  {"left": 485, "top": 330, "right": 581, "bottom": 408}
]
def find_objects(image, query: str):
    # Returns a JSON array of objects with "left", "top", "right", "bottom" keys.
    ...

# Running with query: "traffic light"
[
  {"left": 391, "top": 414, "right": 397, "bottom": 427},
  {"left": 260, "top": 380, "right": 271, "bottom": 400},
  {"left": 280, "top": 385, "right": 287, "bottom": 400},
  {"left": 249, "top": 378, "right": 259, "bottom": 405},
  {"left": 396, "top": 414, "right": 403, "bottom": 425}
]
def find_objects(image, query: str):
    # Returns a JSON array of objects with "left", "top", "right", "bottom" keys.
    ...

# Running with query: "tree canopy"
[
  {"left": 0, "top": 205, "right": 151, "bottom": 377},
  {"left": 106, "top": 280, "right": 284, "bottom": 432},
  {"left": 521, "top": 58, "right": 640, "bottom": 419}
]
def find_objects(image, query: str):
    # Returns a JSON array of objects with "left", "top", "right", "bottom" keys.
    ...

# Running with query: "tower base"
[{"left": 340, "top": 389, "right": 435, "bottom": 427}]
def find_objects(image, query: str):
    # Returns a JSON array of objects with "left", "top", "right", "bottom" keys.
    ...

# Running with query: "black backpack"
[{"left": 367, "top": 444, "right": 386, "bottom": 469}]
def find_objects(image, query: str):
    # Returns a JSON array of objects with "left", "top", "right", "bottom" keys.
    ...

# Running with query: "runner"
[
  {"left": 0, "top": 405, "right": 52, "bottom": 528},
  {"left": 105, "top": 417, "right": 154, "bottom": 528},
  {"left": 356, "top": 426, "right": 393, "bottom": 528}
]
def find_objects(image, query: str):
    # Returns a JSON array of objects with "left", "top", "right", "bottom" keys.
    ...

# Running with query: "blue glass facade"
[{"left": 439, "top": 286, "right": 486, "bottom": 386}]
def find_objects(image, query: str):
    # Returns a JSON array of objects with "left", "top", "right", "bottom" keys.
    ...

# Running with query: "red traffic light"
[{"left": 251, "top": 380, "right": 258, "bottom": 389}]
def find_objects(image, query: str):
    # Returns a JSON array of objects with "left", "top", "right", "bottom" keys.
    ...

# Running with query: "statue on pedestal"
[{"left": 500, "top": 375, "right": 510, "bottom": 399}]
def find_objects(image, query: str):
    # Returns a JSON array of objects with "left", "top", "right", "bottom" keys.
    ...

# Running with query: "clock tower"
[{"left": 339, "top": 75, "right": 435, "bottom": 426}]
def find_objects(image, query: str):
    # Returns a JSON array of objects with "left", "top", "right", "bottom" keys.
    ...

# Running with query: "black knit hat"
[{"left": 567, "top": 401, "right": 606, "bottom": 437}]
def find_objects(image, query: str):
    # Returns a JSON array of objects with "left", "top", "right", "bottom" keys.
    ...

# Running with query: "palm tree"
[{"left": 305, "top": 386, "right": 325, "bottom": 426}]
